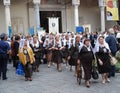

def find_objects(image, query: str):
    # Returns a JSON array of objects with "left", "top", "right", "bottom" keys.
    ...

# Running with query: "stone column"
[
  {"left": 72, "top": 0, "right": 80, "bottom": 31},
  {"left": 74, "top": 5, "right": 79, "bottom": 27},
  {"left": 98, "top": 0, "right": 106, "bottom": 32},
  {"left": 33, "top": 0, "right": 41, "bottom": 32},
  {"left": 3, "top": 0, "right": 11, "bottom": 35}
]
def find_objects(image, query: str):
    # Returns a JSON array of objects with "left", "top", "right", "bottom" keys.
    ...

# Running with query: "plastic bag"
[{"left": 16, "top": 62, "right": 24, "bottom": 76}]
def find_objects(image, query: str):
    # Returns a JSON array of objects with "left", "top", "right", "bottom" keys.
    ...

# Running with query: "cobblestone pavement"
[{"left": 0, "top": 63, "right": 120, "bottom": 93}]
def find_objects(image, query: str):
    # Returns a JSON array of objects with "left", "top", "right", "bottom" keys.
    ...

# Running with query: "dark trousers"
[
  {"left": 12, "top": 56, "right": 18, "bottom": 69},
  {"left": 109, "top": 52, "right": 116, "bottom": 77},
  {"left": 109, "top": 65, "right": 116, "bottom": 77},
  {"left": 32, "top": 58, "right": 40, "bottom": 71},
  {"left": 0, "top": 55, "right": 8, "bottom": 79},
  {"left": 24, "top": 62, "right": 32, "bottom": 78}
]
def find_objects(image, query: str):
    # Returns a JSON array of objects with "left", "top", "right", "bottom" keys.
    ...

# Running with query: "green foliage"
[{"left": 116, "top": 61, "right": 120, "bottom": 73}]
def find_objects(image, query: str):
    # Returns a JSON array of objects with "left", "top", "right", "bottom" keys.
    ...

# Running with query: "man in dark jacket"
[
  {"left": 0, "top": 33, "right": 11, "bottom": 80},
  {"left": 106, "top": 28, "right": 118, "bottom": 77}
]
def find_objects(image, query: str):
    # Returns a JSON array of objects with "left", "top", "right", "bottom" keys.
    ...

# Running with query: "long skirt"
[
  {"left": 69, "top": 57, "right": 78, "bottom": 66},
  {"left": 46, "top": 53, "right": 52, "bottom": 62},
  {"left": 52, "top": 50, "right": 62, "bottom": 64},
  {"left": 81, "top": 60, "right": 92, "bottom": 81},
  {"left": 96, "top": 53, "right": 111, "bottom": 74}
]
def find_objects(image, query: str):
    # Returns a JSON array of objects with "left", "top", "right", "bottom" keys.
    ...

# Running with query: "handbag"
[
  {"left": 92, "top": 54, "right": 99, "bottom": 80},
  {"left": 109, "top": 55, "right": 118, "bottom": 66},
  {"left": 16, "top": 61, "right": 24, "bottom": 76},
  {"left": 92, "top": 65, "right": 99, "bottom": 80}
]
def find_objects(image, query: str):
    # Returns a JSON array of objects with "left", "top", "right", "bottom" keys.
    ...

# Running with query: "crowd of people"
[{"left": 0, "top": 25, "right": 120, "bottom": 88}]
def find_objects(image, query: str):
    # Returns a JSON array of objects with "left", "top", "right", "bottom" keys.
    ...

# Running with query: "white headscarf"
[
  {"left": 19, "top": 38, "right": 26, "bottom": 48},
  {"left": 43, "top": 38, "right": 49, "bottom": 47},
  {"left": 94, "top": 35, "right": 111, "bottom": 53},
  {"left": 30, "top": 38, "right": 40, "bottom": 48}
]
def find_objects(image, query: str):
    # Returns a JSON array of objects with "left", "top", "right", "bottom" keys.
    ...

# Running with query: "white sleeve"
[{"left": 43, "top": 40, "right": 46, "bottom": 47}]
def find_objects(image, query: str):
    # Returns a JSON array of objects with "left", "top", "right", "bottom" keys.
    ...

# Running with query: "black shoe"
[
  {"left": 36, "top": 69, "right": 39, "bottom": 72},
  {"left": 86, "top": 85, "right": 90, "bottom": 88},
  {"left": 3, "top": 77, "right": 8, "bottom": 80},
  {"left": 112, "top": 75, "right": 115, "bottom": 77}
]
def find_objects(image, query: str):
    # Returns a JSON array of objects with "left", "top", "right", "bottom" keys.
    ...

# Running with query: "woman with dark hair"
[
  {"left": 11, "top": 36, "right": 15, "bottom": 67},
  {"left": 68, "top": 35, "right": 83, "bottom": 75},
  {"left": 13, "top": 35, "right": 21, "bottom": 69},
  {"left": 79, "top": 38, "right": 94, "bottom": 88}
]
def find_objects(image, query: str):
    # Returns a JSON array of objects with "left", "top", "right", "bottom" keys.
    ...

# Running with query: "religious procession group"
[{"left": 0, "top": 25, "right": 120, "bottom": 88}]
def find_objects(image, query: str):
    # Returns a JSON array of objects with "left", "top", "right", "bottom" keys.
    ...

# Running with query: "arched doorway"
[{"left": 40, "top": 11, "right": 62, "bottom": 33}]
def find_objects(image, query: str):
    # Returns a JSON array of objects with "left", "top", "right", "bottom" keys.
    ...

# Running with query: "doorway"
[{"left": 40, "top": 11, "right": 62, "bottom": 33}]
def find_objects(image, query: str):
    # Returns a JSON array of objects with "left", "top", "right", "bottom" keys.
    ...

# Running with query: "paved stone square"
[{"left": 0, "top": 63, "right": 120, "bottom": 93}]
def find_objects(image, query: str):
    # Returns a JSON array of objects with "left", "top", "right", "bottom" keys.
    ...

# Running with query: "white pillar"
[
  {"left": 98, "top": 0, "right": 106, "bottom": 32},
  {"left": 72, "top": 0, "right": 80, "bottom": 32},
  {"left": 33, "top": 0, "right": 41, "bottom": 34},
  {"left": 34, "top": 3, "right": 40, "bottom": 29},
  {"left": 4, "top": 0, "right": 11, "bottom": 35},
  {"left": 100, "top": 6, "right": 105, "bottom": 32},
  {"left": 74, "top": 5, "right": 79, "bottom": 27}
]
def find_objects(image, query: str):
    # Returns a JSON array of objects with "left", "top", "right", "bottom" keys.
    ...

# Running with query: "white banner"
[{"left": 48, "top": 17, "right": 59, "bottom": 34}]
